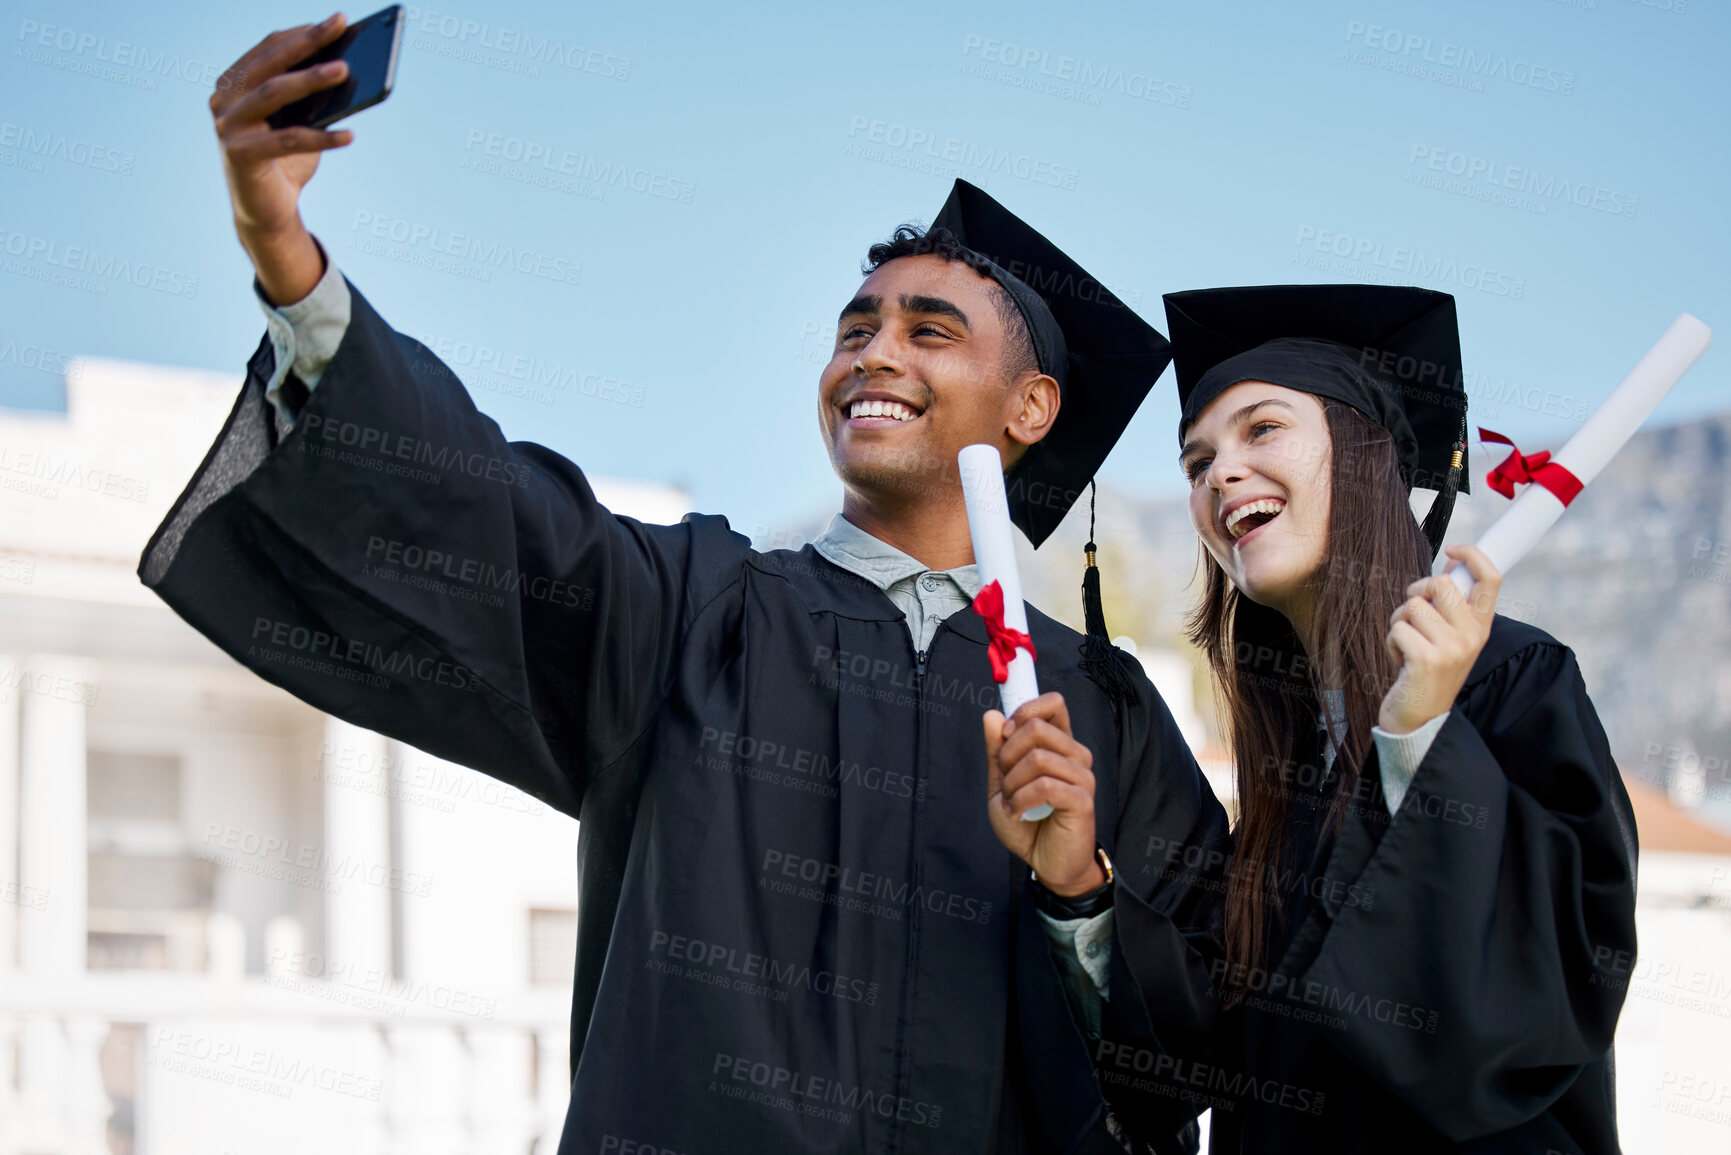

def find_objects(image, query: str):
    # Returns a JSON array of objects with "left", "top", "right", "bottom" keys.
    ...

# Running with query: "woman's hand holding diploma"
[
  {"left": 1445, "top": 315, "right": 1711, "bottom": 599},
  {"left": 1380, "top": 544, "right": 1501, "bottom": 735},
  {"left": 983, "top": 693, "right": 1105, "bottom": 895}
]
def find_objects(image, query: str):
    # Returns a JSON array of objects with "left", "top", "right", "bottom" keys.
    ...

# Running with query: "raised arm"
[
  {"left": 986, "top": 682, "right": 1231, "bottom": 1152},
  {"left": 1297, "top": 636, "right": 1637, "bottom": 1140},
  {"left": 1098, "top": 677, "right": 1232, "bottom": 1148},
  {"left": 140, "top": 18, "right": 748, "bottom": 817},
  {"left": 208, "top": 15, "right": 357, "bottom": 306}
]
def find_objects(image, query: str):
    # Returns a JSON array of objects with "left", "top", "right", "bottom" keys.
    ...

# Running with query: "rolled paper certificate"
[
  {"left": 958, "top": 443, "right": 1052, "bottom": 822},
  {"left": 1449, "top": 313, "right": 1712, "bottom": 596}
]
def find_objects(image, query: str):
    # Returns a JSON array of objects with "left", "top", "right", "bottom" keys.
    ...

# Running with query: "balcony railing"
[{"left": 0, "top": 969, "right": 572, "bottom": 1155}]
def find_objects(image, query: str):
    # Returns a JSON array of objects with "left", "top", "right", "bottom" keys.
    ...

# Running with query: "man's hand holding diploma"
[{"left": 984, "top": 693, "right": 1106, "bottom": 896}]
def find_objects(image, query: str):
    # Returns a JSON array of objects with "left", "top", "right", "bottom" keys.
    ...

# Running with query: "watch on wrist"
[{"left": 1029, "top": 845, "right": 1115, "bottom": 919}]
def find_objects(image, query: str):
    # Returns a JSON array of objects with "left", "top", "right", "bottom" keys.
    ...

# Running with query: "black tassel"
[
  {"left": 1078, "top": 483, "right": 1138, "bottom": 710},
  {"left": 1420, "top": 416, "right": 1468, "bottom": 560}
]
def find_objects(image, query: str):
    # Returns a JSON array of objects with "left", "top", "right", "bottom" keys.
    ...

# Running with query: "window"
[
  {"left": 529, "top": 908, "right": 578, "bottom": 988},
  {"left": 86, "top": 751, "right": 213, "bottom": 972},
  {"left": 88, "top": 752, "right": 180, "bottom": 822}
]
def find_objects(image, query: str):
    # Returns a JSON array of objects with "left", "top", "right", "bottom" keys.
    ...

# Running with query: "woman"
[{"left": 1159, "top": 285, "right": 1638, "bottom": 1153}]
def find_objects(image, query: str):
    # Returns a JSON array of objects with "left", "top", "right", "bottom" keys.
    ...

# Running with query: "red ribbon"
[
  {"left": 1480, "top": 427, "right": 1584, "bottom": 506},
  {"left": 971, "top": 580, "right": 1036, "bottom": 684}
]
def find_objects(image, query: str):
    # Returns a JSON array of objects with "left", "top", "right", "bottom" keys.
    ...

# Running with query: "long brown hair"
[{"left": 1187, "top": 401, "right": 1432, "bottom": 987}]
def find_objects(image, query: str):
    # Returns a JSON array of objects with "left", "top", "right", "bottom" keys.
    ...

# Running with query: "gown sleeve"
[
  {"left": 139, "top": 278, "right": 746, "bottom": 818},
  {"left": 1102, "top": 675, "right": 1234, "bottom": 1150},
  {"left": 1292, "top": 632, "right": 1638, "bottom": 1142},
  {"left": 1007, "top": 665, "right": 1229, "bottom": 1155}
]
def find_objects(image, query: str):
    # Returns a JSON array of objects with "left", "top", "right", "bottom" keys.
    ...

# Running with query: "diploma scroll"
[
  {"left": 958, "top": 444, "right": 1052, "bottom": 822},
  {"left": 1449, "top": 314, "right": 1712, "bottom": 597}
]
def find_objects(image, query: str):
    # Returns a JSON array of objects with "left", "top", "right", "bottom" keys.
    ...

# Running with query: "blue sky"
[{"left": 3, "top": 0, "right": 1725, "bottom": 538}]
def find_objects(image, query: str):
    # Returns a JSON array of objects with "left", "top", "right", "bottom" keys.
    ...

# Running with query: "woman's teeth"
[
  {"left": 1225, "top": 498, "right": 1286, "bottom": 540},
  {"left": 849, "top": 399, "right": 917, "bottom": 421}
]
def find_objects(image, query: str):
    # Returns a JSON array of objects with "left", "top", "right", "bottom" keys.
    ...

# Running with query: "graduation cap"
[
  {"left": 1163, "top": 284, "right": 1470, "bottom": 554},
  {"left": 922, "top": 179, "right": 1173, "bottom": 704},
  {"left": 930, "top": 180, "right": 1173, "bottom": 546}
]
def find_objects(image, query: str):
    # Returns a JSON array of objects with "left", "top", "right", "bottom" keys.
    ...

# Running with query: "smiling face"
[
  {"left": 1180, "top": 381, "right": 1333, "bottom": 618},
  {"left": 820, "top": 253, "right": 1056, "bottom": 508}
]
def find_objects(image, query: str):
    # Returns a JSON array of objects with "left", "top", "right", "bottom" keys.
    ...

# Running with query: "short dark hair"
[{"left": 862, "top": 225, "right": 1038, "bottom": 383}]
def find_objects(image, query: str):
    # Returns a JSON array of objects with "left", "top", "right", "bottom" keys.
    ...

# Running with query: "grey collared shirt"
[
  {"left": 810, "top": 513, "right": 981, "bottom": 656},
  {"left": 256, "top": 235, "right": 349, "bottom": 426}
]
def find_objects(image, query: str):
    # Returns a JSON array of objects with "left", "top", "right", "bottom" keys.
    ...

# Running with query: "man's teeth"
[
  {"left": 849, "top": 399, "right": 917, "bottom": 422},
  {"left": 1225, "top": 498, "right": 1286, "bottom": 540}
]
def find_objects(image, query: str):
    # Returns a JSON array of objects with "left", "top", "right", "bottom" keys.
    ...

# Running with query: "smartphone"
[{"left": 267, "top": 5, "right": 404, "bottom": 130}]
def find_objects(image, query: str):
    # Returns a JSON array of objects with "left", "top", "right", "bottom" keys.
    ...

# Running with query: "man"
[{"left": 144, "top": 17, "right": 1229, "bottom": 1153}]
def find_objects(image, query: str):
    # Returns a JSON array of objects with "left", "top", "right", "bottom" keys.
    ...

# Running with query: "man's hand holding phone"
[{"left": 210, "top": 14, "right": 358, "bottom": 306}]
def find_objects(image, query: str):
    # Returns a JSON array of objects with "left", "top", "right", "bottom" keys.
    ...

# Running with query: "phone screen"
[{"left": 267, "top": 5, "right": 404, "bottom": 130}]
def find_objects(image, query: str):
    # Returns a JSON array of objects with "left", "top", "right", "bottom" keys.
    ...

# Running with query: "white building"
[{"left": 0, "top": 357, "right": 686, "bottom": 1155}]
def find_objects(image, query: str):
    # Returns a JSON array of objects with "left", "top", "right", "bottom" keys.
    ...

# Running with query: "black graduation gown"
[
  {"left": 137, "top": 280, "right": 1232, "bottom": 1155},
  {"left": 1202, "top": 616, "right": 1638, "bottom": 1154}
]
